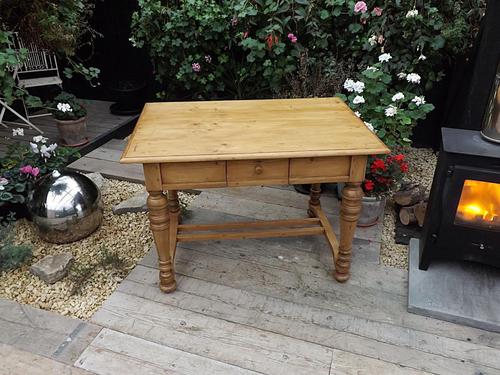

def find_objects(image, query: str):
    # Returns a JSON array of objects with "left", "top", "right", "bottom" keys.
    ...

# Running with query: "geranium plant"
[
  {"left": 0, "top": 132, "right": 78, "bottom": 208},
  {"left": 46, "top": 92, "right": 87, "bottom": 121},
  {"left": 363, "top": 154, "right": 408, "bottom": 197},
  {"left": 339, "top": 54, "right": 435, "bottom": 147}
]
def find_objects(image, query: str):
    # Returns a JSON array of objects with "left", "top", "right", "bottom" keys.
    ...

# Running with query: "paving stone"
[
  {"left": 84, "top": 172, "right": 106, "bottom": 191},
  {"left": 113, "top": 191, "right": 148, "bottom": 215},
  {"left": 408, "top": 238, "right": 500, "bottom": 333},
  {"left": 30, "top": 253, "right": 74, "bottom": 284}
]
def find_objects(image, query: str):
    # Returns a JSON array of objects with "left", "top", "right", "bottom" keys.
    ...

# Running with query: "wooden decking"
[
  {"left": 75, "top": 185, "right": 500, "bottom": 374},
  {"left": 0, "top": 100, "right": 137, "bottom": 157}
]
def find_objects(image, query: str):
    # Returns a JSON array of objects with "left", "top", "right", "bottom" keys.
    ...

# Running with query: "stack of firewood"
[{"left": 394, "top": 183, "right": 428, "bottom": 227}]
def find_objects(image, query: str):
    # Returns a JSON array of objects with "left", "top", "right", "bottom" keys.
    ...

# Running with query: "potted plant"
[
  {"left": 358, "top": 154, "right": 408, "bottom": 227},
  {"left": 47, "top": 92, "right": 88, "bottom": 147}
]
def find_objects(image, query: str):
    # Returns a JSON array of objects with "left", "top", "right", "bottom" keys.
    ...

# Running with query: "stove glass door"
[{"left": 454, "top": 179, "right": 500, "bottom": 231}]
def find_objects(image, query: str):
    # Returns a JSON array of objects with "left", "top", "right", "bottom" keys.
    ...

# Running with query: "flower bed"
[{"left": 0, "top": 178, "right": 193, "bottom": 319}]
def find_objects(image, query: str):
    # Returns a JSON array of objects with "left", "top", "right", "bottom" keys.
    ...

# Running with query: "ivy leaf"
[
  {"left": 319, "top": 10, "right": 330, "bottom": 19},
  {"left": 430, "top": 35, "right": 445, "bottom": 50},
  {"left": 348, "top": 23, "right": 362, "bottom": 33},
  {"left": 0, "top": 192, "right": 13, "bottom": 201}
]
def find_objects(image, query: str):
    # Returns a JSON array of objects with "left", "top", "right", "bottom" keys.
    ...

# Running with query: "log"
[
  {"left": 394, "top": 184, "right": 426, "bottom": 207},
  {"left": 398, "top": 202, "right": 428, "bottom": 227},
  {"left": 414, "top": 201, "right": 428, "bottom": 227},
  {"left": 399, "top": 207, "right": 417, "bottom": 226}
]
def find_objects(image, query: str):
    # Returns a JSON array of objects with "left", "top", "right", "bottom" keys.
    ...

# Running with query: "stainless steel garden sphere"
[{"left": 28, "top": 170, "right": 103, "bottom": 244}]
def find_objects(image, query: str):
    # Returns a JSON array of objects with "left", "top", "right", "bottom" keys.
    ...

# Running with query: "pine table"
[{"left": 121, "top": 98, "right": 389, "bottom": 293}]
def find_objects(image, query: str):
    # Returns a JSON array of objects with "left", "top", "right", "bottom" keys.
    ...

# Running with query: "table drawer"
[
  {"left": 289, "top": 156, "right": 351, "bottom": 184},
  {"left": 227, "top": 159, "right": 289, "bottom": 186},
  {"left": 161, "top": 161, "right": 226, "bottom": 189}
]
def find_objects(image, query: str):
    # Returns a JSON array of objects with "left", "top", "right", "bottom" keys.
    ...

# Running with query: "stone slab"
[
  {"left": 113, "top": 191, "right": 148, "bottom": 215},
  {"left": 408, "top": 238, "right": 500, "bottom": 333}
]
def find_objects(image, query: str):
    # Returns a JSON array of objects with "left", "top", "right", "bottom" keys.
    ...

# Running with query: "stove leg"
[{"left": 335, "top": 182, "right": 363, "bottom": 282}]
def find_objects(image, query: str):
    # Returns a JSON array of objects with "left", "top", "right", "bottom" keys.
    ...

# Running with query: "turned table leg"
[
  {"left": 147, "top": 191, "right": 176, "bottom": 293},
  {"left": 168, "top": 190, "right": 180, "bottom": 259},
  {"left": 335, "top": 182, "right": 363, "bottom": 282},
  {"left": 308, "top": 183, "right": 322, "bottom": 218}
]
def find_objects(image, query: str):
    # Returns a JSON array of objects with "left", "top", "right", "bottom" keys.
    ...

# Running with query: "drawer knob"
[{"left": 255, "top": 165, "right": 263, "bottom": 175}]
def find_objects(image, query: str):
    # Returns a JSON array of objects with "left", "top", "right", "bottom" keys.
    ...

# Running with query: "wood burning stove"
[{"left": 419, "top": 127, "right": 500, "bottom": 269}]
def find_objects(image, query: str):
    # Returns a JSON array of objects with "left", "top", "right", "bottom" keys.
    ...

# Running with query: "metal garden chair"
[{"left": 0, "top": 32, "right": 63, "bottom": 134}]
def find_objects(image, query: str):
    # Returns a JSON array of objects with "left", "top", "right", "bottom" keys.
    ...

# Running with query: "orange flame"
[{"left": 456, "top": 180, "right": 500, "bottom": 227}]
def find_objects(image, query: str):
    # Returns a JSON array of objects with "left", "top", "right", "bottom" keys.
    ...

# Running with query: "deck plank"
[
  {"left": 91, "top": 292, "right": 333, "bottom": 375},
  {"left": 76, "top": 328, "right": 260, "bottom": 375},
  {"left": 1, "top": 343, "right": 93, "bottom": 375},
  {"left": 0, "top": 100, "right": 136, "bottom": 157},
  {"left": 122, "top": 264, "right": 500, "bottom": 374}
]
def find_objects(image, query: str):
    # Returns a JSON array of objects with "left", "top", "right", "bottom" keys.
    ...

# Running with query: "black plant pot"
[{"left": 108, "top": 79, "right": 147, "bottom": 116}]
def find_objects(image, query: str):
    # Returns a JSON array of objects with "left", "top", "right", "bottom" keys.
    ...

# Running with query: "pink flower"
[
  {"left": 354, "top": 1, "right": 368, "bottom": 13},
  {"left": 373, "top": 7, "right": 382, "bottom": 16},
  {"left": 230, "top": 17, "right": 238, "bottom": 26},
  {"left": 31, "top": 167, "right": 40, "bottom": 177},
  {"left": 192, "top": 63, "right": 201, "bottom": 72},
  {"left": 20, "top": 165, "right": 33, "bottom": 175},
  {"left": 242, "top": 31, "right": 249, "bottom": 39},
  {"left": 287, "top": 33, "right": 298, "bottom": 43}
]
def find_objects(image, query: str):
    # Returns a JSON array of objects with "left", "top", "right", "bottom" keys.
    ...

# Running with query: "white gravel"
[{"left": 380, "top": 147, "right": 438, "bottom": 269}]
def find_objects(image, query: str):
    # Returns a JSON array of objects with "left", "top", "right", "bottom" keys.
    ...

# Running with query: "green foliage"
[
  {"left": 0, "top": 214, "right": 32, "bottom": 271},
  {"left": 0, "top": 136, "right": 78, "bottom": 208},
  {"left": 0, "top": 1, "right": 100, "bottom": 104},
  {"left": 0, "top": 31, "right": 41, "bottom": 107},
  {"left": 131, "top": 0, "right": 484, "bottom": 100},
  {"left": 46, "top": 92, "right": 87, "bottom": 120},
  {"left": 340, "top": 63, "right": 434, "bottom": 148}
]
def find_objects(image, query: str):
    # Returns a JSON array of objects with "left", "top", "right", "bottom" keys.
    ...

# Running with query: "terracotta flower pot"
[
  {"left": 56, "top": 116, "right": 88, "bottom": 147},
  {"left": 357, "top": 195, "right": 386, "bottom": 227}
]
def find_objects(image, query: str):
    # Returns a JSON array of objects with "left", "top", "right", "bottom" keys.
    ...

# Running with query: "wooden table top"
[{"left": 121, "top": 97, "right": 389, "bottom": 163}]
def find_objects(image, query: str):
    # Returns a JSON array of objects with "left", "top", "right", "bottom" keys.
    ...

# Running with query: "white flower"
[
  {"left": 418, "top": 54, "right": 427, "bottom": 61},
  {"left": 352, "top": 81, "right": 365, "bottom": 94},
  {"left": 397, "top": 72, "right": 407, "bottom": 80},
  {"left": 368, "top": 35, "right": 377, "bottom": 46},
  {"left": 57, "top": 102, "right": 73, "bottom": 113},
  {"left": 12, "top": 128, "right": 24, "bottom": 137},
  {"left": 412, "top": 96, "right": 426, "bottom": 106},
  {"left": 364, "top": 121, "right": 374, "bottom": 132},
  {"left": 378, "top": 53, "right": 392, "bottom": 63},
  {"left": 0, "top": 177, "right": 7, "bottom": 191},
  {"left": 353, "top": 95, "right": 365, "bottom": 104},
  {"left": 406, "top": 9, "right": 419, "bottom": 18},
  {"left": 392, "top": 92, "right": 405, "bottom": 102},
  {"left": 48, "top": 143, "right": 58, "bottom": 152},
  {"left": 40, "top": 145, "right": 52, "bottom": 158},
  {"left": 406, "top": 73, "right": 421, "bottom": 84},
  {"left": 385, "top": 105, "right": 398, "bottom": 117},
  {"left": 354, "top": 111, "right": 361, "bottom": 118},
  {"left": 33, "top": 135, "right": 48, "bottom": 144},
  {"left": 366, "top": 66, "right": 378, "bottom": 72},
  {"left": 343, "top": 79, "right": 356, "bottom": 92},
  {"left": 30, "top": 142, "right": 39, "bottom": 153}
]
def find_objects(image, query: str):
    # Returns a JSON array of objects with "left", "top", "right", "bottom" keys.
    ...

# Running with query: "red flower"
[
  {"left": 393, "top": 154, "right": 405, "bottom": 162},
  {"left": 266, "top": 34, "right": 279, "bottom": 49},
  {"left": 370, "top": 158, "right": 386, "bottom": 172},
  {"left": 364, "top": 179, "right": 374, "bottom": 191},
  {"left": 400, "top": 162, "right": 409, "bottom": 173}
]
